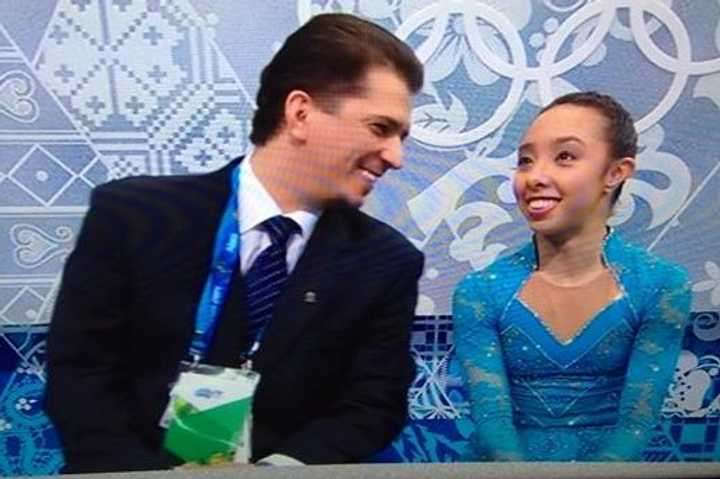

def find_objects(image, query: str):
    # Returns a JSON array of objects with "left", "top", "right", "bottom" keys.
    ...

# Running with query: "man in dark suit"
[{"left": 44, "top": 13, "right": 424, "bottom": 473}]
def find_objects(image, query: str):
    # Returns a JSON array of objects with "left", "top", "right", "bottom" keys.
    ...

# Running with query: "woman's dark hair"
[
  {"left": 540, "top": 91, "right": 637, "bottom": 204},
  {"left": 250, "top": 13, "right": 424, "bottom": 146}
]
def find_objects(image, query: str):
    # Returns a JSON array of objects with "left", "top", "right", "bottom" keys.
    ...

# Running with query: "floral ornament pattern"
[
  {"left": 0, "top": 0, "right": 719, "bottom": 472},
  {"left": 693, "top": 262, "right": 720, "bottom": 307},
  {"left": 10, "top": 224, "right": 74, "bottom": 270},
  {"left": 664, "top": 350, "right": 720, "bottom": 418},
  {"left": 0, "top": 70, "right": 40, "bottom": 123},
  {"left": 0, "top": 419, "right": 12, "bottom": 432}
]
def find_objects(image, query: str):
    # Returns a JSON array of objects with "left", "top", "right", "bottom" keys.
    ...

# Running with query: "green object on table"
[{"left": 163, "top": 396, "right": 252, "bottom": 464}]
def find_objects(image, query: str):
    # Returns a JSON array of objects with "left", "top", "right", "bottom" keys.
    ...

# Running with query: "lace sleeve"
[
  {"left": 594, "top": 267, "right": 692, "bottom": 461},
  {"left": 452, "top": 273, "right": 524, "bottom": 461}
]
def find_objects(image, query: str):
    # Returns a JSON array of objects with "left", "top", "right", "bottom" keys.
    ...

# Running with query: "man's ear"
[
  {"left": 283, "top": 90, "right": 312, "bottom": 142},
  {"left": 605, "top": 156, "right": 636, "bottom": 192}
]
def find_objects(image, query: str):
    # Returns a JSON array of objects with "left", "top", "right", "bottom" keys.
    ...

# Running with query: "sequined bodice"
[
  {"left": 502, "top": 297, "right": 633, "bottom": 429},
  {"left": 453, "top": 231, "right": 691, "bottom": 461}
]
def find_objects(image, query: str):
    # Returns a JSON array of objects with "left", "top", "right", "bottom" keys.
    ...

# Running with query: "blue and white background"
[{"left": 0, "top": 0, "right": 719, "bottom": 474}]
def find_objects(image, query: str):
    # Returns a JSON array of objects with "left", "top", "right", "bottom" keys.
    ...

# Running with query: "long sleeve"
[
  {"left": 272, "top": 249, "right": 423, "bottom": 463},
  {"left": 594, "top": 267, "right": 691, "bottom": 461},
  {"left": 44, "top": 186, "right": 173, "bottom": 473},
  {"left": 452, "top": 273, "right": 524, "bottom": 461}
]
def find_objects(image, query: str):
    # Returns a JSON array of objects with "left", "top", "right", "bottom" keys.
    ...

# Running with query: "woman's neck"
[{"left": 534, "top": 223, "right": 608, "bottom": 287}]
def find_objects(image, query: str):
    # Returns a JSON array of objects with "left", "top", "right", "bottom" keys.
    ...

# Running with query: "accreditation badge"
[{"left": 160, "top": 362, "right": 260, "bottom": 465}]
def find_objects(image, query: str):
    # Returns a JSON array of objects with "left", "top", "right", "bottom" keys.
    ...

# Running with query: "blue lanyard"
[{"left": 188, "top": 164, "right": 249, "bottom": 362}]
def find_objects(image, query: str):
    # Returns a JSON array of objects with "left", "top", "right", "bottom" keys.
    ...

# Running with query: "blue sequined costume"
[{"left": 453, "top": 231, "right": 691, "bottom": 461}]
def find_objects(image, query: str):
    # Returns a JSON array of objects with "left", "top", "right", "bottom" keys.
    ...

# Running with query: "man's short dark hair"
[
  {"left": 250, "top": 13, "right": 424, "bottom": 146},
  {"left": 540, "top": 91, "right": 637, "bottom": 205}
]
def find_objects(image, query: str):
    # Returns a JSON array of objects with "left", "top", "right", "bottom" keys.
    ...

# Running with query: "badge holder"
[{"left": 160, "top": 361, "right": 260, "bottom": 465}]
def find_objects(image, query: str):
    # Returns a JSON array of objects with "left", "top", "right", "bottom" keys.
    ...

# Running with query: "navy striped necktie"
[{"left": 242, "top": 215, "right": 300, "bottom": 355}]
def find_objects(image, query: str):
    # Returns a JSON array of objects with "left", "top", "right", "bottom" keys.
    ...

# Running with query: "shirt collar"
[{"left": 238, "top": 154, "right": 320, "bottom": 239}]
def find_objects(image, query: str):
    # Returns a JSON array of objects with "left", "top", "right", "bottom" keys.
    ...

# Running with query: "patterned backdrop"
[{"left": 0, "top": 0, "right": 719, "bottom": 475}]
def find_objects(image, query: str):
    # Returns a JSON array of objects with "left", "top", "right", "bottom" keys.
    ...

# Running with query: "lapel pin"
[{"left": 303, "top": 291, "right": 317, "bottom": 303}]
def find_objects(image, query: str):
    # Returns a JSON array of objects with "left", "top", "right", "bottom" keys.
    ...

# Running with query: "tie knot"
[{"left": 262, "top": 215, "right": 300, "bottom": 245}]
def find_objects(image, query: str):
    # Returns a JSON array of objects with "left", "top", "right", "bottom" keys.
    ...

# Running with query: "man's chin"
[
  {"left": 318, "top": 186, "right": 370, "bottom": 210},
  {"left": 321, "top": 195, "right": 364, "bottom": 210},
  {"left": 345, "top": 196, "right": 366, "bottom": 209},
  {"left": 344, "top": 185, "right": 372, "bottom": 208}
]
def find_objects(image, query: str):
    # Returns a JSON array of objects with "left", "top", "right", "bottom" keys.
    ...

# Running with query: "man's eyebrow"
[{"left": 368, "top": 115, "right": 410, "bottom": 138}]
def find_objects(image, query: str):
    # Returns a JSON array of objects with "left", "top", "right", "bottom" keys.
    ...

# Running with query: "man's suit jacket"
[{"left": 44, "top": 158, "right": 423, "bottom": 473}]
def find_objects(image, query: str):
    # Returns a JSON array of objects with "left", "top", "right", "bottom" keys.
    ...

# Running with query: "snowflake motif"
[
  {"left": 15, "top": 364, "right": 37, "bottom": 375},
  {"left": 15, "top": 358, "right": 44, "bottom": 377},
  {"left": 693, "top": 261, "right": 720, "bottom": 306},
  {"left": 15, "top": 397, "right": 37, "bottom": 412},
  {"left": 0, "top": 419, "right": 12, "bottom": 432}
]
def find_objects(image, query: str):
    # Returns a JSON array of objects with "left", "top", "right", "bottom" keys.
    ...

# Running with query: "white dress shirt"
[
  {"left": 237, "top": 154, "right": 318, "bottom": 467},
  {"left": 237, "top": 155, "right": 319, "bottom": 274}
]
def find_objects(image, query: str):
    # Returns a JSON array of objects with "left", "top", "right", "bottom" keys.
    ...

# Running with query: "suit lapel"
[
  {"left": 179, "top": 157, "right": 250, "bottom": 366},
  {"left": 252, "top": 208, "right": 350, "bottom": 371}
]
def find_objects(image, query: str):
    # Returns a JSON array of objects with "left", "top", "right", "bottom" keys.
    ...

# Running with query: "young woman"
[{"left": 453, "top": 92, "right": 691, "bottom": 461}]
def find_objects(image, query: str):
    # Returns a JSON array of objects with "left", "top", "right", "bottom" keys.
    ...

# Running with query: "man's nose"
[{"left": 381, "top": 136, "right": 404, "bottom": 169}]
